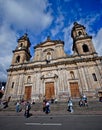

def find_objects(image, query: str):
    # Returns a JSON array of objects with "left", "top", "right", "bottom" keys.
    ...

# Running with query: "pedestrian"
[
  {"left": 82, "top": 94, "right": 88, "bottom": 106},
  {"left": 79, "top": 99, "right": 83, "bottom": 107},
  {"left": 31, "top": 99, "right": 35, "bottom": 105},
  {"left": 2, "top": 100, "right": 8, "bottom": 108},
  {"left": 43, "top": 99, "right": 46, "bottom": 112},
  {"left": 45, "top": 100, "right": 50, "bottom": 114},
  {"left": 67, "top": 97, "right": 73, "bottom": 113},
  {"left": 16, "top": 101, "right": 20, "bottom": 112},
  {"left": 24, "top": 101, "right": 31, "bottom": 118}
]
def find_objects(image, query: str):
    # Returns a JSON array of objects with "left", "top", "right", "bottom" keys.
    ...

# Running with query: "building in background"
[{"left": 4, "top": 22, "right": 102, "bottom": 101}]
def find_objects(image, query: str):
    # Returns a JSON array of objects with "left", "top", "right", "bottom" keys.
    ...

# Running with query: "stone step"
[{"left": 0, "top": 100, "right": 102, "bottom": 112}]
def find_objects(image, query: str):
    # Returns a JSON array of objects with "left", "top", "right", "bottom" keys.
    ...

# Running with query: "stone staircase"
[{"left": 0, "top": 99, "right": 102, "bottom": 114}]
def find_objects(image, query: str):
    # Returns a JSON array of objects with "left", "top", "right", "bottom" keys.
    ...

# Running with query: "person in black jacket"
[{"left": 24, "top": 101, "right": 31, "bottom": 118}]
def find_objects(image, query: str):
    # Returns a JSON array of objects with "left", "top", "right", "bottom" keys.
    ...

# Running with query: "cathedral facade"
[{"left": 4, "top": 22, "right": 102, "bottom": 101}]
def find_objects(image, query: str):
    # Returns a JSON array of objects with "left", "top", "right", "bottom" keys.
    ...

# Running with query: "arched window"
[
  {"left": 82, "top": 44, "right": 89, "bottom": 52},
  {"left": 92, "top": 73, "right": 97, "bottom": 81},
  {"left": 20, "top": 43, "right": 23, "bottom": 47},
  {"left": 16, "top": 56, "right": 20, "bottom": 63},
  {"left": 27, "top": 76, "right": 31, "bottom": 83},
  {"left": 47, "top": 52, "right": 51, "bottom": 61},
  {"left": 18, "top": 43, "right": 23, "bottom": 50},
  {"left": 78, "top": 31, "right": 82, "bottom": 36},
  {"left": 70, "top": 71, "right": 75, "bottom": 79}
]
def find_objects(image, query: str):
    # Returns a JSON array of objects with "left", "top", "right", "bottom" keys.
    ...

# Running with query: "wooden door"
[
  {"left": 24, "top": 86, "right": 32, "bottom": 100},
  {"left": 70, "top": 82, "right": 80, "bottom": 98},
  {"left": 45, "top": 82, "right": 55, "bottom": 100}
]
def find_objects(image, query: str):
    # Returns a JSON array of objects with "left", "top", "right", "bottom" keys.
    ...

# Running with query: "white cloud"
[
  {"left": 79, "top": 13, "right": 101, "bottom": 33},
  {"left": 93, "top": 28, "right": 102, "bottom": 56},
  {"left": 51, "top": 14, "right": 64, "bottom": 37},
  {"left": 0, "top": 0, "right": 53, "bottom": 81},
  {"left": 0, "top": 23, "right": 17, "bottom": 81},
  {"left": 63, "top": 23, "right": 73, "bottom": 54},
  {"left": 0, "top": 0, "right": 53, "bottom": 32}
]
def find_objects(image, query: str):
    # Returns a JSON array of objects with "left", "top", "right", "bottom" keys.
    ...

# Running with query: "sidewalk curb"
[{"left": 0, "top": 110, "right": 102, "bottom": 116}]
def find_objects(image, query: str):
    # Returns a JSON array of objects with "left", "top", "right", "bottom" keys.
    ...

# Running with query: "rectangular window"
[
  {"left": 92, "top": 73, "right": 97, "bottom": 81},
  {"left": 11, "top": 82, "right": 14, "bottom": 88}
]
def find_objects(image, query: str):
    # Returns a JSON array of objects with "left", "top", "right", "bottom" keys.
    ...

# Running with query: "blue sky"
[{"left": 0, "top": 0, "right": 102, "bottom": 81}]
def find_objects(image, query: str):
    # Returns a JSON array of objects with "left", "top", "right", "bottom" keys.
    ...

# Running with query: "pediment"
[
  {"left": 35, "top": 41, "right": 56, "bottom": 49},
  {"left": 40, "top": 72, "right": 58, "bottom": 79},
  {"left": 34, "top": 39, "right": 64, "bottom": 49},
  {"left": 41, "top": 41, "right": 55, "bottom": 47}
]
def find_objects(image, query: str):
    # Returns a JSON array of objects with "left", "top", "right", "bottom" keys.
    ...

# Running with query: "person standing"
[
  {"left": 43, "top": 99, "right": 46, "bottom": 112},
  {"left": 16, "top": 101, "right": 20, "bottom": 112}
]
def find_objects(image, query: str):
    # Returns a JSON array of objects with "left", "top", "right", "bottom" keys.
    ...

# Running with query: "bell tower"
[
  {"left": 11, "top": 33, "right": 31, "bottom": 65},
  {"left": 71, "top": 22, "right": 97, "bottom": 56}
]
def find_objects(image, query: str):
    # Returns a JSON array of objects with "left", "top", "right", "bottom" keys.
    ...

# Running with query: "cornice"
[
  {"left": 73, "top": 36, "right": 92, "bottom": 43},
  {"left": 12, "top": 48, "right": 31, "bottom": 57},
  {"left": 7, "top": 56, "right": 102, "bottom": 72}
]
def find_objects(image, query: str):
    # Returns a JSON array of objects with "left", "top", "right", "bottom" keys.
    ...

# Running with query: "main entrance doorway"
[
  {"left": 45, "top": 82, "right": 55, "bottom": 100},
  {"left": 24, "top": 86, "right": 32, "bottom": 100},
  {"left": 70, "top": 82, "right": 80, "bottom": 98}
]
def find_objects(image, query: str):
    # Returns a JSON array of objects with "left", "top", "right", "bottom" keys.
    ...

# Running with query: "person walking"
[
  {"left": 67, "top": 97, "right": 73, "bottom": 113},
  {"left": 24, "top": 101, "right": 31, "bottom": 118},
  {"left": 45, "top": 100, "right": 50, "bottom": 114}
]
